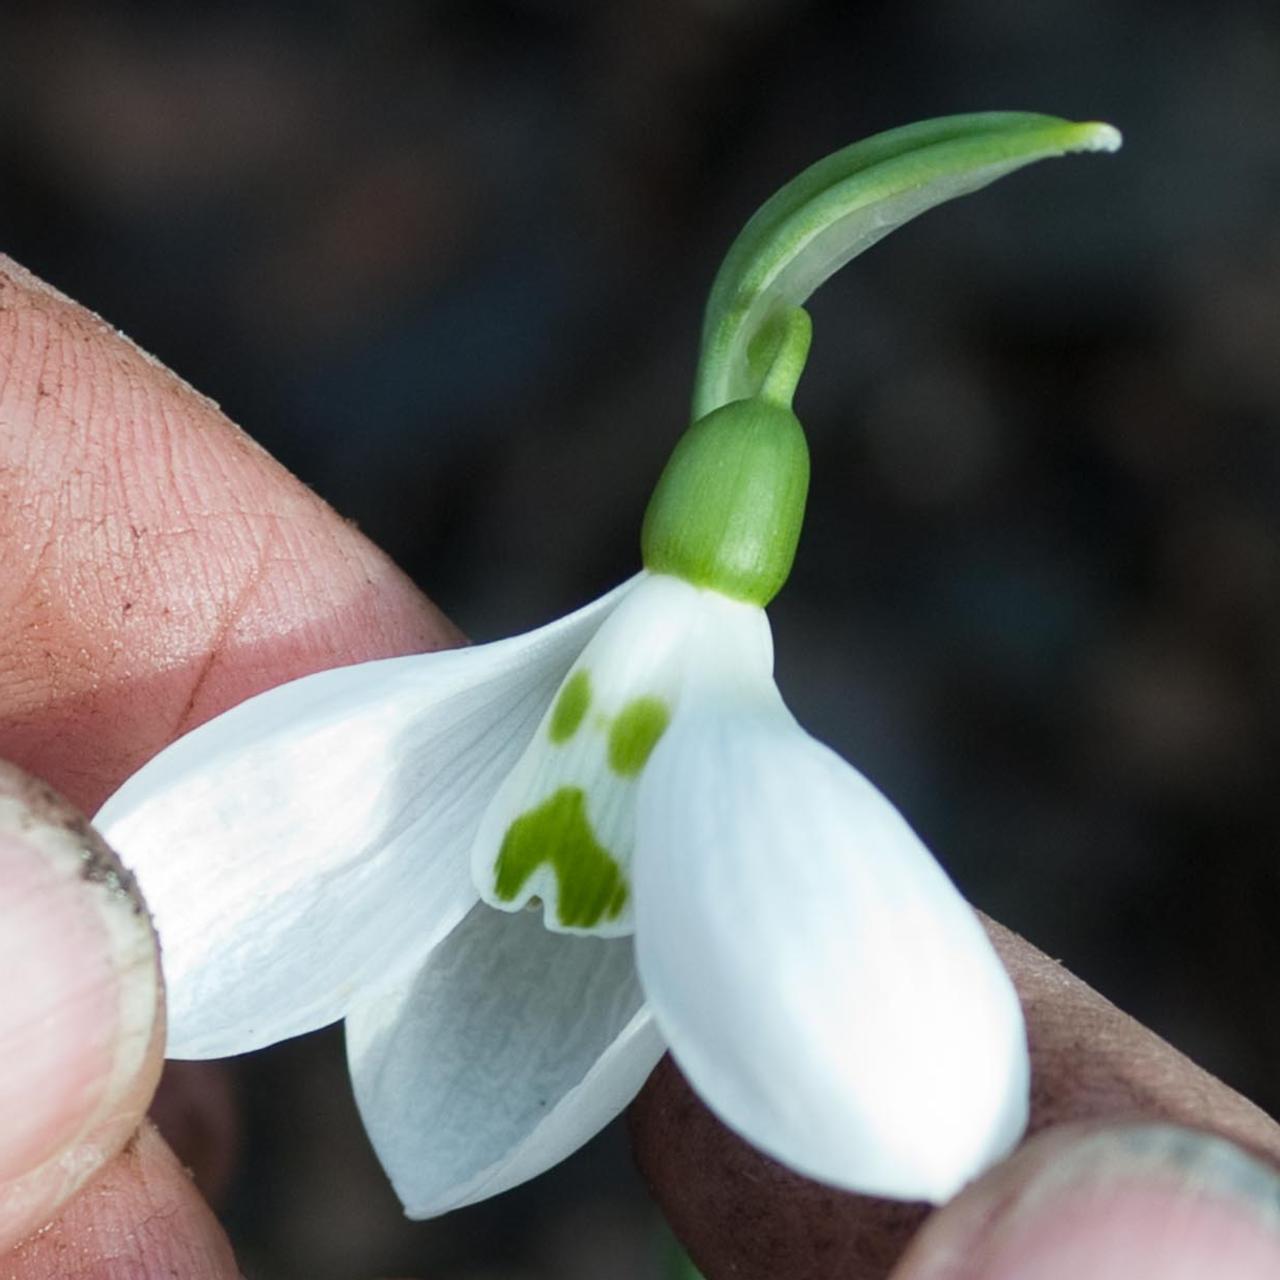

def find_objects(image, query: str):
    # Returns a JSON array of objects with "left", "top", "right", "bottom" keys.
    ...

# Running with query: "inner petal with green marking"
[
  {"left": 470, "top": 572, "right": 774, "bottom": 936},
  {"left": 493, "top": 787, "right": 629, "bottom": 929},
  {"left": 469, "top": 573, "right": 706, "bottom": 937},
  {"left": 608, "top": 697, "right": 670, "bottom": 777}
]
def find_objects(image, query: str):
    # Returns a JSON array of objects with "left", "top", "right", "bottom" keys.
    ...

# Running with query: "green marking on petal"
[
  {"left": 608, "top": 696, "right": 670, "bottom": 777},
  {"left": 548, "top": 670, "right": 591, "bottom": 744},
  {"left": 493, "top": 787, "right": 629, "bottom": 929}
]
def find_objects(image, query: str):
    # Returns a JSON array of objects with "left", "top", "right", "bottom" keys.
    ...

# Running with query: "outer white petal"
[
  {"left": 634, "top": 681, "right": 1029, "bottom": 1204},
  {"left": 346, "top": 902, "right": 664, "bottom": 1217},
  {"left": 96, "top": 579, "right": 638, "bottom": 1058}
]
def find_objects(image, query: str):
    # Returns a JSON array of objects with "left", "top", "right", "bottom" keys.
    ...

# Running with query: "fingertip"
[
  {"left": 0, "top": 763, "right": 163, "bottom": 1252},
  {"left": 5, "top": 1122, "right": 240, "bottom": 1279},
  {"left": 891, "top": 1123, "right": 1280, "bottom": 1280}
]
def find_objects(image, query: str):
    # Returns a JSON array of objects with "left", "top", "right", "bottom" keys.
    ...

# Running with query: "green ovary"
[
  {"left": 608, "top": 696, "right": 670, "bottom": 776},
  {"left": 548, "top": 670, "right": 591, "bottom": 743},
  {"left": 493, "top": 787, "right": 628, "bottom": 929}
]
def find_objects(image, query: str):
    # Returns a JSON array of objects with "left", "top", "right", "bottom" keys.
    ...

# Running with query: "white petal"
[
  {"left": 472, "top": 573, "right": 773, "bottom": 937},
  {"left": 96, "top": 579, "right": 638, "bottom": 1058},
  {"left": 634, "top": 685, "right": 1029, "bottom": 1204},
  {"left": 346, "top": 902, "right": 664, "bottom": 1217}
]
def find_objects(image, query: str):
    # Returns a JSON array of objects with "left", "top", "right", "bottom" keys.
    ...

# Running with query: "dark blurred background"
[{"left": 3, "top": 1, "right": 1279, "bottom": 1276}]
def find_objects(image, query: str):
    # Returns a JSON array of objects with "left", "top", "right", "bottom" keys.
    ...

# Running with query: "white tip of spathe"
[{"left": 1077, "top": 121, "right": 1123, "bottom": 153}]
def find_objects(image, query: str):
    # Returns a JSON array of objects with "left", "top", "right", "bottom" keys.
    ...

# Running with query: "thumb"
[
  {"left": 0, "top": 762, "right": 163, "bottom": 1253},
  {"left": 891, "top": 1123, "right": 1280, "bottom": 1280}
]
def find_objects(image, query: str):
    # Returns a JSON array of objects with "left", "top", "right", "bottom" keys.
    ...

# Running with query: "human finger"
[
  {"left": 0, "top": 762, "right": 162, "bottom": 1254},
  {"left": 0, "top": 256, "right": 460, "bottom": 1263},
  {"left": 0, "top": 254, "right": 461, "bottom": 817},
  {"left": 890, "top": 1122, "right": 1280, "bottom": 1280},
  {"left": 4, "top": 1122, "right": 240, "bottom": 1280},
  {"left": 629, "top": 917, "right": 1280, "bottom": 1280}
]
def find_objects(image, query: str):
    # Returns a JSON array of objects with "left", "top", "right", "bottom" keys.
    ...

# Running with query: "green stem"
[
  {"left": 691, "top": 111, "right": 1121, "bottom": 420},
  {"left": 754, "top": 306, "right": 813, "bottom": 410},
  {"left": 667, "top": 1242, "right": 706, "bottom": 1280}
]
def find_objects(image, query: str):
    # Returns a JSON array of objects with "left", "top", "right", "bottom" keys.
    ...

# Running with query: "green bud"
[{"left": 641, "top": 394, "right": 809, "bottom": 607}]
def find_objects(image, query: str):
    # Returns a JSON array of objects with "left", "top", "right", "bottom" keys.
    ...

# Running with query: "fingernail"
[
  {"left": 0, "top": 764, "right": 160, "bottom": 1190},
  {"left": 903, "top": 1124, "right": 1280, "bottom": 1280}
]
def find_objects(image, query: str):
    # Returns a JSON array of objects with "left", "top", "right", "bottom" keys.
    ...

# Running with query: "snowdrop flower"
[{"left": 97, "top": 113, "right": 1120, "bottom": 1214}]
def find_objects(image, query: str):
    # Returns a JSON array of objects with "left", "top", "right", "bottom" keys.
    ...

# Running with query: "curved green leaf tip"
[{"left": 692, "top": 112, "right": 1121, "bottom": 419}]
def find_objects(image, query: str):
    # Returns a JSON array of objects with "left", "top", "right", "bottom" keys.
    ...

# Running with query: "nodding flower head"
[{"left": 97, "top": 112, "right": 1120, "bottom": 1215}]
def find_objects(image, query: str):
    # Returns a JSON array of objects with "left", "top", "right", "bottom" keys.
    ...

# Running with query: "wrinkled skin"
[{"left": 1, "top": 256, "right": 1278, "bottom": 1278}]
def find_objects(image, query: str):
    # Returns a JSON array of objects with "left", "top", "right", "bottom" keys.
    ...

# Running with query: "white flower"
[
  {"left": 94, "top": 111, "right": 1122, "bottom": 1219},
  {"left": 97, "top": 568, "right": 1028, "bottom": 1212}
]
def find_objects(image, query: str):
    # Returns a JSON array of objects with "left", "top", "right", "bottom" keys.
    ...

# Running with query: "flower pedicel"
[{"left": 96, "top": 112, "right": 1121, "bottom": 1214}]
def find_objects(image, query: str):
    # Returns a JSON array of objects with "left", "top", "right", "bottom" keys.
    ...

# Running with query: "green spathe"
[
  {"left": 493, "top": 786, "right": 628, "bottom": 929},
  {"left": 693, "top": 112, "right": 1121, "bottom": 419},
  {"left": 641, "top": 394, "right": 810, "bottom": 606}
]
